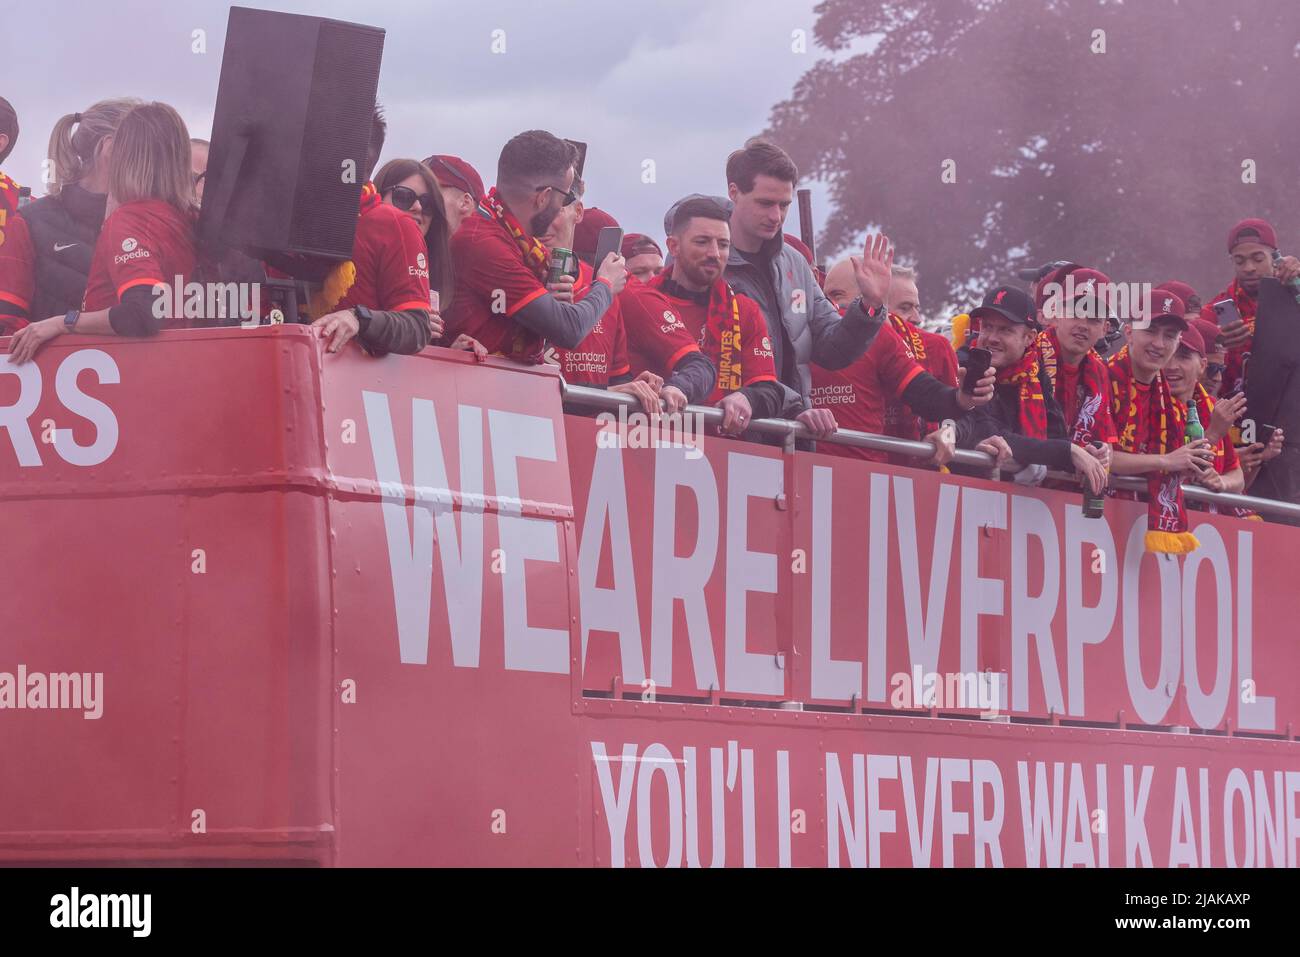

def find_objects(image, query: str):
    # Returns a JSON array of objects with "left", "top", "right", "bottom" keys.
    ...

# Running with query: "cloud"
[{"left": 4, "top": 0, "right": 829, "bottom": 243}]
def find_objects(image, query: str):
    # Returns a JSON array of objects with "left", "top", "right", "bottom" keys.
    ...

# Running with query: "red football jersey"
[
  {"left": 444, "top": 212, "right": 551, "bottom": 363},
  {"left": 546, "top": 261, "right": 629, "bottom": 386},
  {"left": 0, "top": 209, "right": 34, "bottom": 332},
  {"left": 883, "top": 320, "right": 959, "bottom": 444},
  {"left": 83, "top": 199, "right": 197, "bottom": 321},
  {"left": 617, "top": 279, "right": 704, "bottom": 380},
  {"left": 654, "top": 284, "right": 778, "bottom": 403},
  {"left": 810, "top": 322, "right": 927, "bottom": 463},
  {"left": 337, "top": 193, "right": 432, "bottom": 314}
]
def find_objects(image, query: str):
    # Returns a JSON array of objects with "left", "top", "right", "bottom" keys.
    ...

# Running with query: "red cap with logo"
[
  {"left": 1033, "top": 262, "right": 1082, "bottom": 311},
  {"left": 1155, "top": 280, "right": 1197, "bottom": 306},
  {"left": 1141, "top": 289, "right": 1189, "bottom": 329},
  {"left": 1227, "top": 218, "right": 1277, "bottom": 252}
]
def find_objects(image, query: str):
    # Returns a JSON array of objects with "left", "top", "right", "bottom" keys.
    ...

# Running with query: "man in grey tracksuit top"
[{"left": 718, "top": 139, "right": 893, "bottom": 438}]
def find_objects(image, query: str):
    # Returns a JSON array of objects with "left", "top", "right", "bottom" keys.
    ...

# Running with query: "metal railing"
[{"left": 561, "top": 381, "right": 1300, "bottom": 521}]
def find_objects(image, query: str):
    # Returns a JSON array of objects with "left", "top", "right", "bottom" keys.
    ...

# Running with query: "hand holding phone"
[{"left": 962, "top": 347, "right": 993, "bottom": 394}]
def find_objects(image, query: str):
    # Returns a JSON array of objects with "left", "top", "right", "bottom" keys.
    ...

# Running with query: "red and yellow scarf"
[
  {"left": 1107, "top": 347, "right": 1199, "bottom": 554},
  {"left": 890, "top": 312, "right": 926, "bottom": 363},
  {"left": 480, "top": 186, "right": 550, "bottom": 282},
  {"left": 997, "top": 342, "right": 1049, "bottom": 439},
  {"left": 1036, "top": 326, "right": 1111, "bottom": 446},
  {"left": 649, "top": 271, "right": 742, "bottom": 401},
  {"left": 0, "top": 171, "right": 20, "bottom": 215}
]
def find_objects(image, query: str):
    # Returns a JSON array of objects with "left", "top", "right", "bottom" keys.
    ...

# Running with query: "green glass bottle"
[{"left": 1186, "top": 402, "right": 1204, "bottom": 443}]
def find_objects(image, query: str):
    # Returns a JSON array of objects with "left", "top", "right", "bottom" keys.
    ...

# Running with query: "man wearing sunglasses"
[{"left": 444, "top": 129, "right": 628, "bottom": 364}]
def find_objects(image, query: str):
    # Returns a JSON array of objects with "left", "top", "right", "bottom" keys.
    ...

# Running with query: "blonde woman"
[{"left": 8, "top": 102, "right": 197, "bottom": 363}]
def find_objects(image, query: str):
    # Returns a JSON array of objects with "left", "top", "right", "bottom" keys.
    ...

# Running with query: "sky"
[{"left": 2, "top": 0, "right": 839, "bottom": 252}]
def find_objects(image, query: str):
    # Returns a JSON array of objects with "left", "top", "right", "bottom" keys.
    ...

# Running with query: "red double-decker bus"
[{"left": 2, "top": 327, "right": 1297, "bottom": 867}]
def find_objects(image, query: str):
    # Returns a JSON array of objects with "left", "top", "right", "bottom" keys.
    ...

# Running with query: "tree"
[{"left": 766, "top": 0, "right": 1300, "bottom": 325}]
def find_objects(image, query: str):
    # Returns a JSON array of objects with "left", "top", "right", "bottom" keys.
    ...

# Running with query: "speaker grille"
[{"left": 290, "top": 21, "right": 385, "bottom": 258}]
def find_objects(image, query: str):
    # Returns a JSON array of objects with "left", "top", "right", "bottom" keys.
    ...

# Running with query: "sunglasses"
[
  {"left": 1206, "top": 362, "right": 1226, "bottom": 376},
  {"left": 536, "top": 183, "right": 578, "bottom": 207},
  {"left": 388, "top": 185, "right": 435, "bottom": 213}
]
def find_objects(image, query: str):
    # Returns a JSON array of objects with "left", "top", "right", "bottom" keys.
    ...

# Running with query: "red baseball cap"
[
  {"left": 1142, "top": 290, "right": 1188, "bottom": 329},
  {"left": 1227, "top": 218, "right": 1277, "bottom": 252},
  {"left": 1033, "top": 262, "right": 1082, "bottom": 311},
  {"left": 1177, "top": 322, "right": 1207, "bottom": 357},
  {"left": 1155, "top": 280, "right": 1197, "bottom": 306},
  {"left": 573, "top": 207, "right": 620, "bottom": 260},
  {"left": 1191, "top": 318, "right": 1222, "bottom": 353},
  {"left": 424, "top": 154, "right": 485, "bottom": 203},
  {"left": 621, "top": 233, "right": 662, "bottom": 259}
]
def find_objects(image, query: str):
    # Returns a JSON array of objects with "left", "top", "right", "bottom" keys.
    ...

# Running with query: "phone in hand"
[
  {"left": 1257, "top": 423, "right": 1278, "bottom": 447},
  {"left": 1212, "top": 298, "right": 1243, "bottom": 328},
  {"left": 592, "top": 226, "right": 624, "bottom": 276},
  {"left": 962, "top": 347, "right": 993, "bottom": 394}
]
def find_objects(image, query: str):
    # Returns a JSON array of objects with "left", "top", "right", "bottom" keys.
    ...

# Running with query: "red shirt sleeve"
[
  {"left": 375, "top": 211, "right": 433, "bottom": 312},
  {"left": 452, "top": 226, "right": 547, "bottom": 320},
  {"left": 738, "top": 296, "right": 777, "bottom": 386},
  {"left": 0, "top": 210, "right": 35, "bottom": 329},
  {"left": 608, "top": 296, "right": 630, "bottom": 378},
  {"left": 870, "top": 323, "right": 926, "bottom": 397},
  {"left": 1217, "top": 434, "right": 1240, "bottom": 472},
  {"left": 618, "top": 284, "right": 701, "bottom": 376},
  {"left": 104, "top": 205, "right": 169, "bottom": 300}
]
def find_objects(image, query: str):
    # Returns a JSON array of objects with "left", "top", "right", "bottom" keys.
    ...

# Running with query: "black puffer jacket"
[{"left": 20, "top": 184, "right": 107, "bottom": 321}]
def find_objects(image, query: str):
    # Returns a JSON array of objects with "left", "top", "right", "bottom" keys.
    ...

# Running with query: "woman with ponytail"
[
  {"left": 16, "top": 98, "right": 139, "bottom": 324},
  {"left": 8, "top": 102, "right": 199, "bottom": 363}
]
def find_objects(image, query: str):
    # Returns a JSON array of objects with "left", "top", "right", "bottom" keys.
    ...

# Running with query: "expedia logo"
[
  {"left": 417, "top": 252, "right": 427, "bottom": 269},
  {"left": 114, "top": 239, "right": 151, "bottom": 265},
  {"left": 762, "top": 336, "right": 772, "bottom": 351},
  {"left": 660, "top": 309, "right": 685, "bottom": 334}
]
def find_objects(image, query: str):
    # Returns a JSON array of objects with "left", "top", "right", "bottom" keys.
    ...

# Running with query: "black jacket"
[
  {"left": 20, "top": 185, "right": 108, "bottom": 322},
  {"left": 954, "top": 359, "right": 1075, "bottom": 472}
]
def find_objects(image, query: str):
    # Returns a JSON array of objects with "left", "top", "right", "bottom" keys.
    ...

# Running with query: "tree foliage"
[{"left": 766, "top": 0, "right": 1300, "bottom": 320}]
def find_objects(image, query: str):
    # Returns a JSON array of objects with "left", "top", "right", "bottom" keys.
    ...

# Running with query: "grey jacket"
[{"left": 724, "top": 233, "right": 883, "bottom": 411}]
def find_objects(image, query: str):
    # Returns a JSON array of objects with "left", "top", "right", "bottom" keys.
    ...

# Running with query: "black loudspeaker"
[{"left": 198, "top": 6, "right": 385, "bottom": 261}]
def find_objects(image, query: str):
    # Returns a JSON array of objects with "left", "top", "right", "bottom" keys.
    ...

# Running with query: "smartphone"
[
  {"left": 1257, "top": 423, "right": 1278, "bottom": 447},
  {"left": 1212, "top": 298, "right": 1242, "bottom": 328},
  {"left": 592, "top": 226, "right": 624, "bottom": 276},
  {"left": 962, "top": 347, "right": 992, "bottom": 394}
]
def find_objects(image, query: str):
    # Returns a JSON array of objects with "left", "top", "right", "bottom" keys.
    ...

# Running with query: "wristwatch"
[
  {"left": 353, "top": 305, "right": 373, "bottom": 337},
  {"left": 64, "top": 309, "right": 80, "bottom": 332}
]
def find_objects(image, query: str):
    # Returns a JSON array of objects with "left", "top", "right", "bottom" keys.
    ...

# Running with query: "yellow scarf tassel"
[
  {"left": 1145, "top": 530, "right": 1200, "bottom": 555},
  {"left": 306, "top": 261, "right": 358, "bottom": 320}
]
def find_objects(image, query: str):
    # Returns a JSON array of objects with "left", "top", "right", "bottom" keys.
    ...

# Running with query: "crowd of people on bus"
[{"left": 1, "top": 93, "right": 1298, "bottom": 550}]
